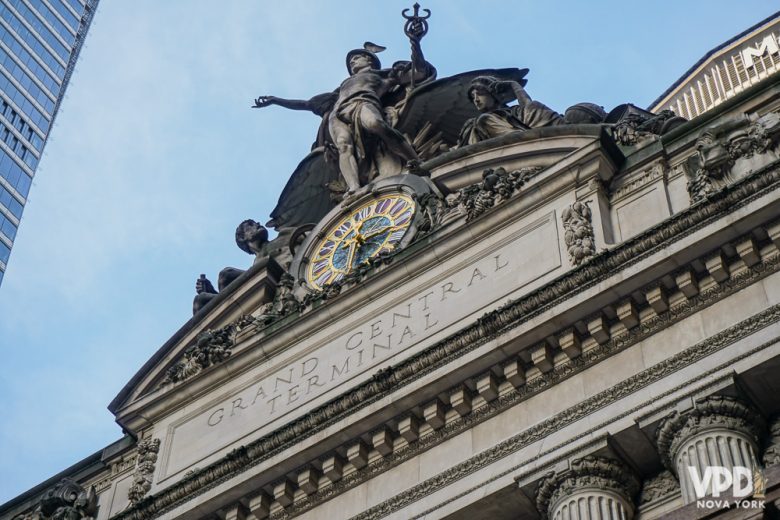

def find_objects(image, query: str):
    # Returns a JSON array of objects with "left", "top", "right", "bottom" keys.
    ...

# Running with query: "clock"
[{"left": 304, "top": 193, "right": 415, "bottom": 290}]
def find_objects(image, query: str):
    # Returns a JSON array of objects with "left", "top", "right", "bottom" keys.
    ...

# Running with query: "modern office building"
[{"left": 0, "top": 0, "right": 99, "bottom": 286}]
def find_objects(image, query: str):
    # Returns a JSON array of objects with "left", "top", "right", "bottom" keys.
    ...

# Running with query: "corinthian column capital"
[{"left": 535, "top": 456, "right": 640, "bottom": 520}]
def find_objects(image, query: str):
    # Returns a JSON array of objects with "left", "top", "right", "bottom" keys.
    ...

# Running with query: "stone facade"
[{"left": 6, "top": 11, "right": 780, "bottom": 520}]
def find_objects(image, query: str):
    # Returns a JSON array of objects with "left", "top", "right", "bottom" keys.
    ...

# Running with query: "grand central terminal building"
[{"left": 4, "top": 8, "right": 780, "bottom": 520}]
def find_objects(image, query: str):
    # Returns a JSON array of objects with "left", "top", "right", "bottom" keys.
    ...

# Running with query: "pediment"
[{"left": 108, "top": 258, "right": 283, "bottom": 423}]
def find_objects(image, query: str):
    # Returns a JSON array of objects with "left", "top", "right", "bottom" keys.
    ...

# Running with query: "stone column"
[
  {"left": 536, "top": 456, "right": 639, "bottom": 520},
  {"left": 656, "top": 396, "right": 765, "bottom": 504}
]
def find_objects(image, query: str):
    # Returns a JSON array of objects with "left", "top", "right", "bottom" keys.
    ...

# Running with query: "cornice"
[{"left": 112, "top": 159, "right": 780, "bottom": 520}]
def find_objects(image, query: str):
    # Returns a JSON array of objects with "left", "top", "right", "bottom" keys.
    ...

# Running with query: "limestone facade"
[{"left": 7, "top": 19, "right": 780, "bottom": 520}]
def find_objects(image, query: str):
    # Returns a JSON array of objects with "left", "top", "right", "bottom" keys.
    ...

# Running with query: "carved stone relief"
[
  {"left": 446, "top": 166, "right": 543, "bottom": 222},
  {"left": 639, "top": 469, "right": 680, "bottom": 505},
  {"left": 561, "top": 201, "right": 596, "bottom": 266},
  {"left": 161, "top": 325, "right": 237, "bottom": 386},
  {"left": 15, "top": 479, "right": 98, "bottom": 520},
  {"left": 128, "top": 438, "right": 161, "bottom": 504},
  {"left": 763, "top": 416, "right": 780, "bottom": 467},
  {"left": 686, "top": 111, "right": 780, "bottom": 203}
]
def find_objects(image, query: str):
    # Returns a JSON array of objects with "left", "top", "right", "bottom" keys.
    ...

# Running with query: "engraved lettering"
[
  {"left": 306, "top": 375, "right": 324, "bottom": 395},
  {"left": 301, "top": 356, "right": 319, "bottom": 377},
  {"left": 230, "top": 397, "right": 248, "bottom": 416},
  {"left": 372, "top": 334, "right": 392, "bottom": 359},
  {"left": 274, "top": 367, "right": 294, "bottom": 392},
  {"left": 424, "top": 313, "right": 439, "bottom": 330},
  {"left": 440, "top": 281, "right": 461, "bottom": 301},
  {"left": 398, "top": 325, "right": 414, "bottom": 345},
  {"left": 370, "top": 319, "right": 383, "bottom": 340},
  {"left": 392, "top": 303, "right": 412, "bottom": 328},
  {"left": 494, "top": 253, "right": 509, "bottom": 271},
  {"left": 207, "top": 408, "right": 224, "bottom": 427},
  {"left": 251, "top": 384, "right": 268, "bottom": 405},
  {"left": 288, "top": 385, "right": 300, "bottom": 404},
  {"left": 331, "top": 358, "right": 350, "bottom": 380},
  {"left": 268, "top": 394, "right": 281, "bottom": 414},
  {"left": 418, "top": 290, "right": 434, "bottom": 311},
  {"left": 345, "top": 331, "right": 363, "bottom": 350},
  {"left": 468, "top": 267, "right": 486, "bottom": 286}
]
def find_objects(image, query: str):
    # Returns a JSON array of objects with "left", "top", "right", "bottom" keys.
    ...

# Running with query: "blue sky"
[{"left": 0, "top": 0, "right": 777, "bottom": 504}]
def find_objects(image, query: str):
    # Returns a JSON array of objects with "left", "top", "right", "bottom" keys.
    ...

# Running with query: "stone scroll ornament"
[
  {"left": 128, "top": 438, "right": 161, "bottom": 504},
  {"left": 562, "top": 201, "right": 596, "bottom": 266}
]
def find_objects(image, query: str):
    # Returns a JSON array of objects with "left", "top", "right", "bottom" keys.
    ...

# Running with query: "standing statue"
[
  {"left": 254, "top": 6, "right": 435, "bottom": 195},
  {"left": 457, "top": 76, "right": 564, "bottom": 146}
]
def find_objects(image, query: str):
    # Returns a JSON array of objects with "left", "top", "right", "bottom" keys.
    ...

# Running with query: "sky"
[{"left": 0, "top": 0, "right": 777, "bottom": 505}]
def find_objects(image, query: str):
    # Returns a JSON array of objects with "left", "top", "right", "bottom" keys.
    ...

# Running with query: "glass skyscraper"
[{"left": 0, "top": 0, "right": 98, "bottom": 286}]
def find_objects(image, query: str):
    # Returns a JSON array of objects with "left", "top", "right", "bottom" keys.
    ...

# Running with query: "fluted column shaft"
[
  {"left": 551, "top": 486, "right": 633, "bottom": 520},
  {"left": 656, "top": 396, "right": 765, "bottom": 505},
  {"left": 675, "top": 428, "right": 758, "bottom": 503},
  {"left": 536, "top": 457, "right": 639, "bottom": 520}
]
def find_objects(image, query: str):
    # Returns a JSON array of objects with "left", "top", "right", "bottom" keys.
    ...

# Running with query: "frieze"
[
  {"left": 610, "top": 161, "right": 667, "bottom": 202},
  {"left": 112, "top": 159, "right": 780, "bottom": 520},
  {"left": 125, "top": 265, "right": 780, "bottom": 520},
  {"left": 191, "top": 253, "right": 778, "bottom": 520}
]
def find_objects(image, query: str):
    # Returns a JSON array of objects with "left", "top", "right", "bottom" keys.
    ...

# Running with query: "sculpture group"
[{"left": 191, "top": 3, "right": 685, "bottom": 314}]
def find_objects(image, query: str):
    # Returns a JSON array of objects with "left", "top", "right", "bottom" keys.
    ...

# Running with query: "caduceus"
[{"left": 402, "top": 3, "right": 431, "bottom": 89}]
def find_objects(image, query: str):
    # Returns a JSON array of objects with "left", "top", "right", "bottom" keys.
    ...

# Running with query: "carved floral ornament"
[{"left": 128, "top": 438, "right": 161, "bottom": 504}]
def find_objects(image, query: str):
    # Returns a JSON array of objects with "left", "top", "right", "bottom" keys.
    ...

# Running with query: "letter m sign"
[{"left": 742, "top": 35, "right": 780, "bottom": 68}]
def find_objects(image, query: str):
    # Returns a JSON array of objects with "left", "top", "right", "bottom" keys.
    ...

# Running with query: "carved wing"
[
  {"left": 267, "top": 148, "right": 341, "bottom": 231},
  {"left": 395, "top": 68, "right": 529, "bottom": 147}
]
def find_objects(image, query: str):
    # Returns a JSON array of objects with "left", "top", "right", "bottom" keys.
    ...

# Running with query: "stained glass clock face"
[{"left": 306, "top": 193, "right": 415, "bottom": 290}]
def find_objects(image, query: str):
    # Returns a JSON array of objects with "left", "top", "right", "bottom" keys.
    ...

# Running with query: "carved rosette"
[
  {"left": 655, "top": 396, "right": 765, "bottom": 504},
  {"left": 128, "top": 438, "right": 161, "bottom": 504},
  {"left": 562, "top": 201, "right": 596, "bottom": 266},
  {"left": 536, "top": 456, "right": 640, "bottom": 520},
  {"left": 763, "top": 416, "right": 780, "bottom": 467}
]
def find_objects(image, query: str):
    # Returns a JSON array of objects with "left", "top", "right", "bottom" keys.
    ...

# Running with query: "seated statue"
[
  {"left": 457, "top": 76, "right": 564, "bottom": 146},
  {"left": 192, "top": 220, "right": 273, "bottom": 315}
]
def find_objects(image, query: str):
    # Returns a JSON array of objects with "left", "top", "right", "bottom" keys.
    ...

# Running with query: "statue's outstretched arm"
[
  {"left": 253, "top": 95, "right": 313, "bottom": 111},
  {"left": 253, "top": 91, "right": 338, "bottom": 117}
]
